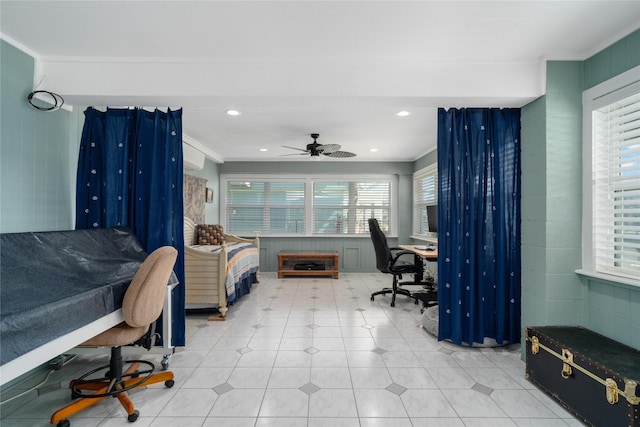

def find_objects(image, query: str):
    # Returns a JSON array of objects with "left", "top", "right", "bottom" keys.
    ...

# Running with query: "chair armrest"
[
  {"left": 389, "top": 249, "right": 417, "bottom": 266},
  {"left": 389, "top": 248, "right": 415, "bottom": 257}
]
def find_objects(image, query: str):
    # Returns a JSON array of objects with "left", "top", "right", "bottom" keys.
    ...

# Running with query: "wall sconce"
[{"left": 205, "top": 188, "right": 214, "bottom": 203}]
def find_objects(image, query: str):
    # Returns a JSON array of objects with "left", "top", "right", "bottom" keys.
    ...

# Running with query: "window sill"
[
  {"left": 575, "top": 269, "right": 640, "bottom": 289},
  {"left": 410, "top": 235, "right": 438, "bottom": 244}
]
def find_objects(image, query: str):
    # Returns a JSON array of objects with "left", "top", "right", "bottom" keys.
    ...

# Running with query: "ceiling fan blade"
[
  {"left": 317, "top": 144, "right": 340, "bottom": 154},
  {"left": 282, "top": 145, "right": 309, "bottom": 152},
  {"left": 279, "top": 152, "right": 309, "bottom": 156},
  {"left": 283, "top": 135, "right": 353, "bottom": 158},
  {"left": 325, "top": 150, "right": 356, "bottom": 158}
]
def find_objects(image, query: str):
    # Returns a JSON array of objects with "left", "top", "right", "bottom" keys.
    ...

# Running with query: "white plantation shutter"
[
  {"left": 592, "top": 91, "right": 640, "bottom": 280},
  {"left": 413, "top": 165, "right": 438, "bottom": 237},
  {"left": 223, "top": 175, "right": 395, "bottom": 236},
  {"left": 313, "top": 180, "right": 391, "bottom": 234},
  {"left": 225, "top": 180, "right": 305, "bottom": 235}
]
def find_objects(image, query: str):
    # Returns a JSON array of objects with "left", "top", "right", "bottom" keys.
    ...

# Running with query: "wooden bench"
[{"left": 277, "top": 251, "right": 339, "bottom": 279}]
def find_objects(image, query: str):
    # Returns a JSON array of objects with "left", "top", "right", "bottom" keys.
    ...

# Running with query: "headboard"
[{"left": 184, "top": 217, "right": 197, "bottom": 246}]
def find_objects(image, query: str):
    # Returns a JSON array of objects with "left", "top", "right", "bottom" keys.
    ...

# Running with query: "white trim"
[
  {"left": 583, "top": 68, "right": 640, "bottom": 110},
  {"left": 576, "top": 269, "right": 640, "bottom": 289},
  {"left": 410, "top": 235, "right": 438, "bottom": 244},
  {"left": 581, "top": 64, "right": 640, "bottom": 285},
  {"left": 412, "top": 163, "right": 438, "bottom": 238},
  {"left": 0, "top": 32, "right": 40, "bottom": 59},
  {"left": 183, "top": 133, "right": 224, "bottom": 164},
  {"left": 582, "top": 24, "right": 640, "bottom": 61},
  {"left": 413, "top": 145, "right": 438, "bottom": 162}
]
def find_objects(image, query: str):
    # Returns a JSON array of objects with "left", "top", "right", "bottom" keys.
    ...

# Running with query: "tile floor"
[{"left": 1, "top": 272, "right": 582, "bottom": 427}]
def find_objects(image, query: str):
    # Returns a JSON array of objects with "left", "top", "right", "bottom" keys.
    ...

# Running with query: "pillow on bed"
[{"left": 197, "top": 224, "right": 225, "bottom": 245}]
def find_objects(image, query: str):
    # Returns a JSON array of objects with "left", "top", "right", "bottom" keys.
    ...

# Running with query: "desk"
[
  {"left": 398, "top": 245, "right": 437, "bottom": 283},
  {"left": 399, "top": 245, "right": 437, "bottom": 260},
  {"left": 398, "top": 245, "right": 438, "bottom": 309}
]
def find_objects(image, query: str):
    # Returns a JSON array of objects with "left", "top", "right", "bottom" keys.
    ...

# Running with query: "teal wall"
[
  {"left": 520, "top": 29, "right": 640, "bottom": 351},
  {"left": 583, "top": 29, "right": 640, "bottom": 89},
  {"left": 578, "top": 29, "right": 640, "bottom": 349},
  {"left": 185, "top": 159, "right": 221, "bottom": 224},
  {"left": 1, "top": 40, "right": 83, "bottom": 233},
  {"left": 219, "top": 161, "right": 415, "bottom": 272},
  {"left": 521, "top": 62, "right": 584, "bottom": 335}
]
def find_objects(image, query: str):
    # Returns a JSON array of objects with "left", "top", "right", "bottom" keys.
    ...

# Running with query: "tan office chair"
[{"left": 51, "top": 246, "right": 178, "bottom": 427}]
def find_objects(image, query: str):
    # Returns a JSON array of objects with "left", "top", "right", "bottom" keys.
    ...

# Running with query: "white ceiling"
[{"left": 2, "top": 1, "right": 639, "bottom": 162}]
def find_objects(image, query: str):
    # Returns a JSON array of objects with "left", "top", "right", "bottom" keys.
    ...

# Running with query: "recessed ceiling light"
[
  {"left": 370, "top": 148, "right": 379, "bottom": 152},
  {"left": 396, "top": 111, "right": 411, "bottom": 117},
  {"left": 259, "top": 148, "right": 268, "bottom": 152},
  {"left": 226, "top": 109, "right": 240, "bottom": 116}
]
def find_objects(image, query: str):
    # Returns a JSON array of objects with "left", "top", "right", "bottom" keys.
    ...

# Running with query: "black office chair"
[{"left": 368, "top": 218, "right": 421, "bottom": 307}]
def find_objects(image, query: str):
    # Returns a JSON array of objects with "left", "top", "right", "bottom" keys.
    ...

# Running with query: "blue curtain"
[
  {"left": 75, "top": 107, "right": 185, "bottom": 347},
  {"left": 437, "top": 108, "right": 521, "bottom": 346}
]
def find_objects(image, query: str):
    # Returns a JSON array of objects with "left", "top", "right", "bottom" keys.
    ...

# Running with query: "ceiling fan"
[{"left": 282, "top": 134, "right": 356, "bottom": 158}]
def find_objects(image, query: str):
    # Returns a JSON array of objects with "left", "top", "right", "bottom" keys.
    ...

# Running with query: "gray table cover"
[{"left": 0, "top": 227, "right": 149, "bottom": 365}]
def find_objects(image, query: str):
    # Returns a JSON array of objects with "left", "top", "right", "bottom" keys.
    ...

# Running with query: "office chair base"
[
  {"left": 371, "top": 287, "right": 414, "bottom": 307},
  {"left": 70, "top": 359, "right": 155, "bottom": 398},
  {"left": 50, "top": 365, "right": 174, "bottom": 426}
]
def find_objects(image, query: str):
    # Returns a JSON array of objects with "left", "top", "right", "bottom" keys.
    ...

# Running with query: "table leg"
[{"left": 414, "top": 253, "right": 424, "bottom": 282}]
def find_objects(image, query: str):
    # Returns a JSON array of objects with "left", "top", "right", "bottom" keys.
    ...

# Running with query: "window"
[
  {"left": 582, "top": 65, "right": 640, "bottom": 283},
  {"left": 222, "top": 175, "right": 396, "bottom": 236},
  {"left": 412, "top": 164, "right": 438, "bottom": 238},
  {"left": 313, "top": 181, "right": 391, "bottom": 234},
  {"left": 225, "top": 180, "right": 305, "bottom": 235}
]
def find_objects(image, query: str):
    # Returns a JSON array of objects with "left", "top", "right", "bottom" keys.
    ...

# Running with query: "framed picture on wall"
[{"left": 206, "top": 188, "right": 214, "bottom": 203}]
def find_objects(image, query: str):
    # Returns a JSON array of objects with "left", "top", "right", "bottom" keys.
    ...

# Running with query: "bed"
[
  {"left": 183, "top": 217, "right": 259, "bottom": 317},
  {"left": 0, "top": 227, "right": 178, "bottom": 385}
]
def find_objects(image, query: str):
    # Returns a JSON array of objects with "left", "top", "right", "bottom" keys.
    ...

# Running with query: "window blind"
[
  {"left": 223, "top": 176, "right": 395, "bottom": 236},
  {"left": 413, "top": 165, "right": 438, "bottom": 237},
  {"left": 593, "top": 92, "right": 640, "bottom": 279},
  {"left": 313, "top": 181, "right": 391, "bottom": 234},
  {"left": 225, "top": 180, "right": 305, "bottom": 235}
]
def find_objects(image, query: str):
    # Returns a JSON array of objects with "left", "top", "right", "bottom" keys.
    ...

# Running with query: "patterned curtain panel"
[
  {"left": 437, "top": 108, "right": 521, "bottom": 346},
  {"left": 75, "top": 107, "right": 185, "bottom": 347}
]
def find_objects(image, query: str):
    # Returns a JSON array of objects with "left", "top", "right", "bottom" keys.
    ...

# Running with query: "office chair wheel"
[
  {"left": 165, "top": 379, "right": 175, "bottom": 388},
  {"left": 370, "top": 296, "right": 375, "bottom": 301},
  {"left": 127, "top": 410, "right": 139, "bottom": 422},
  {"left": 390, "top": 301, "right": 395, "bottom": 307},
  {"left": 161, "top": 354, "right": 171, "bottom": 370},
  {"left": 57, "top": 419, "right": 70, "bottom": 427}
]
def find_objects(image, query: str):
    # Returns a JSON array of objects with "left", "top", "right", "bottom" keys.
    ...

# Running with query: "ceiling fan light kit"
[{"left": 282, "top": 133, "right": 356, "bottom": 159}]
